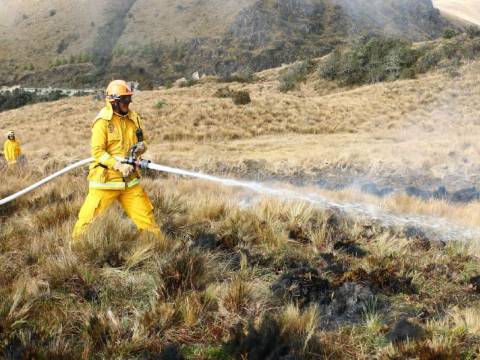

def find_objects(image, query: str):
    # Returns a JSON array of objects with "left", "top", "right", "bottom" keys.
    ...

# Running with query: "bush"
[
  {"left": 320, "top": 37, "right": 419, "bottom": 86},
  {"left": 462, "top": 39, "right": 480, "bottom": 60},
  {"left": 179, "top": 79, "right": 198, "bottom": 87},
  {"left": 466, "top": 25, "right": 480, "bottom": 39},
  {"left": 415, "top": 49, "right": 442, "bottom": 73},
  {"left": 232, "top": 90, "right": 251, "bottom": 105},
  {"left": 56, "top": 39, "right": 68, "bottom": 54},
  {"left": 319, "top": 49, "right": 341, "bottom": 81},
  {"left": 214, "top": 87, "right": 233, "bottom": 98},
  {"left": 278, "top": 60, "right": 313, "bottom": 92},
  {"left": 446, "top": 58, "right": 461, "bottom": 78},
  {"left": 214, "top": 87, "right": 251, "bottom": 105},
  {"left": 0, "top": 89, "right": 68, "bottom": 113},
  {"left": 154, "top": 99, "right": 167, "bottom": 109},
  {"left": 220, "top": 68, "right": 256, "bottom": 83},
  {"left": 320, "top": 35, "right": 480, "bottom": 86},
  {"left": 442, "top": 41, "right": 462, "bottom": 60},
  {"left": 443, "top": 28, "right": 458, "bottom": 39}
]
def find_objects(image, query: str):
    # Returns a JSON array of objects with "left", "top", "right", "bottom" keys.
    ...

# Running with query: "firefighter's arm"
[{"left": 91, "top": 120, "right": 117, "bottom": 169}]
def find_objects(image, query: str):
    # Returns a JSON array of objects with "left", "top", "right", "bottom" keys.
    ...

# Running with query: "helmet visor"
[{"left": 119, "top": 95, "right": 132, "bottom": 105}]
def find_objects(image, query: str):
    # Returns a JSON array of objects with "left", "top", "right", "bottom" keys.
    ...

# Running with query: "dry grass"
[
  {"left": 433, "top": 0, "right": 480, "bottom": 26},
  {"left": 1, "top": 166, "right": 480, "bottom": 357},
  {"left": 1, "top": 52, "right": 480, "bottom": 358},
  {"left": 3, "top": 58, "right": 480, "bottom": 193}
]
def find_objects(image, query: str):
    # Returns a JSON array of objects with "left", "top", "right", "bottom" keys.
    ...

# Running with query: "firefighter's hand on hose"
[
  {"left": 136, "top": 142, "right": 146, "bottom": 156},
  {"left": 114, "top": 162, "right": 134, "bottom": 177}
]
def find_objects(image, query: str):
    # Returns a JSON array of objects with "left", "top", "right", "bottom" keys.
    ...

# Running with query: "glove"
[
  {"left": 113, "top": 162, "right": 134, "bottom": 177},
  {"left": 135, "top": 142, "right": 146, "bottom": 156}
]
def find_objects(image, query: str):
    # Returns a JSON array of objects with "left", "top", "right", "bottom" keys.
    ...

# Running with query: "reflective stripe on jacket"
[{"left": 88, "top": 102, "right": 145, "bottom": 190}]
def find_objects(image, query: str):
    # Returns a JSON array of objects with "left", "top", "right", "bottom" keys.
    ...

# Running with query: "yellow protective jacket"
[
  {"left": 3, "top": 139, "right": 21, "bottom": 164},
  {"left": 88, "top": 102, "right": 146, "bottom": 190}
]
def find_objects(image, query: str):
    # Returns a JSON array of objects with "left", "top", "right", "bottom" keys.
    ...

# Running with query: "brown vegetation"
[
  {"left": 1, "top": 39, "right": 480, "bottom": 358},
  {"left": 1, "top": 168, "right": 480, "bottom": 358}
]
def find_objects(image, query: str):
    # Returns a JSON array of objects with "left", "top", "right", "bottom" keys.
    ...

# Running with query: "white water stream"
[
  {"left": 148, "top": 163, "right": 480, "bottom": 242},
  {"left": 2, "top": 159, "right": 479, "bottom": 242}
]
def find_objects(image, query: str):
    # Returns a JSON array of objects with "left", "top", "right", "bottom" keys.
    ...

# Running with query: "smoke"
[
  {"left": 330, "top": 0, "right": 447, "bottom": 41},
  {"left": 148, "top": 162, "right": 480, "bottom": 242}
]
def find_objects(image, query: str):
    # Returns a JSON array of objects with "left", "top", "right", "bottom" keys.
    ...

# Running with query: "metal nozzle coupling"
[{"left": 137, "top": 159, "right": 151, "bottom": 169}]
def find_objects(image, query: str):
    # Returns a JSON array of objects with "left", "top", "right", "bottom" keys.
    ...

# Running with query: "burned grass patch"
[{"left": 338, "top": 265, "right": 416, "bottom": 296}]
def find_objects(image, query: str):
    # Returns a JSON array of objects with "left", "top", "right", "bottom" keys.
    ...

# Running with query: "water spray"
[{"left": 2, "top": 157, "right": 480, "bottom": 242}]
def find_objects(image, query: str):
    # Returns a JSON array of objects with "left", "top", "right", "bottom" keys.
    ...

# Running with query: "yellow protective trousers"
[{"left": 73, "top": 185, "right": 160, "bottom": 238}]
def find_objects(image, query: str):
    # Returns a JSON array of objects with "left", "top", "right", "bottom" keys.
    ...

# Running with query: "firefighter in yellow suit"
[
  {"left": 3, "top": 130, "right": 21, "bottom": 166},
  {"left": 73, "top": 80, "right": 161, "bottom": 239}
]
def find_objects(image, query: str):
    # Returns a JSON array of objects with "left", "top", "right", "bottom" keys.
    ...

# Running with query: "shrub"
[
  {"left": 278, "top": 60, "right": 313, "bottom": 92},
  {"left": 462, "top": 39, "right": 480, "bottom": 60},
  {"left": 214, "top": 87, "right": 251, "bottom": 105},
  {"left": 320, "top": 37, "right": 419, "bottom": 86},
  {"left": 214, "top": 87, "right": 233, "bottom": 98},
  {"left": 415, "top": 49, "right": 442, "bottom": 73},
  {"left": 466, "top": 25, "right": 480, "bottom": 39},
  {"left": 446, "top": 58, "right": 461, "bottom": 78},
  {"left": 232, "top": 90, "right": 251, "bottom": 105},
  {"left": 154, "top": 99, "right": 167, "bottom": 109},
  {"left": 319, "top": 49, "right": 341, "bottom": 81},
  {"left": 443, "top": 28, "right": 458, "bottom": 39},
  {"left": 56, "top": 39, "right": 68, "bottom": 54},
  {"left": 220, "top": 68, "right": 256, "bottom": 83},
  {"left": 179, "top": 79, "right": 198, "bottom": 87},
  {"left": 320, "top": 35, "right": 480, "bottom": 86},
  {"left": 442, "top": 41, "right": 461, "bottom": 59},
  {"left": 0, "top": 89, "right": 68, "bottom": 113}
]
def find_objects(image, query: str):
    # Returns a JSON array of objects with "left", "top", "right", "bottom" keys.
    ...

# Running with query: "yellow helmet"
[{"left": 105, "top": 80, "right": 133, "bottom": 102}]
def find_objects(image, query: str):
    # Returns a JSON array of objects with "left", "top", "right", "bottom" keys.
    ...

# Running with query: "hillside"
[
  {"left": 433, "top": 0, "right": 480, "bottom": 26},
  {"left": 0, "top": 0, "right": 451, "bottom": 87},
  {"left": 2, "top": 35, "right": 480, "bottom": 201},
  {"left": 2, "top": 41, "right": 480, "bottom": 358}
]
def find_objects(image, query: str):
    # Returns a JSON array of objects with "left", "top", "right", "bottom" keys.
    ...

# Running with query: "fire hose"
[
  {"left": 2, "top": 155, "right": 480, "bottom": 242},
  {"left": 0, "top": 156, "right": 263, "bottom": 207},
  {"left": 0, "top": 157, "right": 94, "bottom": 206}
]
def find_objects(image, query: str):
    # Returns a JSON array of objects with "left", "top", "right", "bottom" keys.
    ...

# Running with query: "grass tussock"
[
  {"left": 1, "top": 173, "right": 479, "bottom": 358},
  {"left": 2, "top": 45, "right": 480, "bottom": 357}
]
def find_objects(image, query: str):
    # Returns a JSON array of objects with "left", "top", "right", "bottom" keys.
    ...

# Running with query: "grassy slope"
[
  {"left": 2, "top": 56, "right": 480, "bottom": 189},
  {"left": 118, "top": 0, "right": 256, "bottom": 46},
  {"left": 1, "top": 50, "right": 480, "bottom": 358},
  {"left": 433, "top": 0, "right": 480, "bottom": 26},
  {"left": 0, "top": 0, "right": 451, "bottom": 86},
  {"left": 0, "top": 0, "right": 110, "bottom": 72}
]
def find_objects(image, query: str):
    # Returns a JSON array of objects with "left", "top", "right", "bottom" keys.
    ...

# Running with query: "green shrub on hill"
[
  {"left": 278, "top": 60, "right": 315, "bottom": 92},
  {"left": 0, "top": 89, "right": 68, "bottom": 112},
  {"left": 320, "top": 35, "right": 480, "bottom": 86},
  {"left": 319, "top": 38, "right": 419, "bottom": 86}
]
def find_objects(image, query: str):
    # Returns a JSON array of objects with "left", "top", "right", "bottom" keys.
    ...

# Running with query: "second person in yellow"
[
  {"left": 73, "top": 80, "right": 161, "bottom": 239},
  {"left": 3, "top": 130, "right": 21, "bottom": 166}
]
